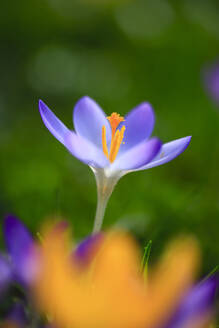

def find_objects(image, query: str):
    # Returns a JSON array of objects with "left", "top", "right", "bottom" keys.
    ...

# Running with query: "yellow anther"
[
  {"left": 107, "top": 112, "right": 125, "bottom": 137},
  {"left": 109, "top": 130, "right": 120, "bottom": 163},
  {"left": 102, "top": 126, "right": 109, "bottom": 159},
  {"left": 102, "top": 113, "right": 126, "bottom": 163},
  {"left": 109, "top": 126, "right": 125, "bottom": 163}
]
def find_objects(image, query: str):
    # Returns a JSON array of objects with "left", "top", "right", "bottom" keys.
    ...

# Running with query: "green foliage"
[
  {"left": 140, "top": 240, "right": 152, "bottom": 281},
  {"left": 0, "top": 0, "right": 218, "bottom": 273}
]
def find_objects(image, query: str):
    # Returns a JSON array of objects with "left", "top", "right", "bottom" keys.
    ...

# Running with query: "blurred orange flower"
[{"left": 33, "top": 227, "right": 200, "bottom": 328}]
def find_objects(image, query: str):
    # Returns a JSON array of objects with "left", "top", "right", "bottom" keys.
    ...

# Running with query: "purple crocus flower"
[
  {"left": 39, "top": 97, "right": 191, "bottom": 232},
  {"left": 203, "top": 60, "right": 219, "bottom": 105},
  {"left": 39, "top": 97, "right": 191, "bottom": 174},
  {"left": 165, "top": 275, "right": 218, "bottom": 328},
  {"left": 0, "top": 216, "right": 55, "bottom": 327},
  {"left": 2, "top": 215, "right": 36, "bottom": 286}
]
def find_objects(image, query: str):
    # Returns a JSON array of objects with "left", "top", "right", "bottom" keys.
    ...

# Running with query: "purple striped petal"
[
  {"left": 3, "top": 215, "right": 35, "bottom": 285},
  {"left": 111, "top": 137, "right": 162, "bottom": 171},
  {"left": 73, "top": 96, "right": 111, "bottom": 148},
  {"left": 39, "top": 99, "right": 70, "bottom": 146},
  {"left": 119, "top": 102, "right": 155, "bottom": 154},
  {"left": 165, "top": 276, "right": 218, "bottom": 328},
  {"left": 0, "top": 255, "right": 12, "bottom": 291},
  {"left": 137, "top": 136, "right": 191, "bottom": 170},
  {"left": 65, "top": 131, "right": 109, "bottom": 168}
]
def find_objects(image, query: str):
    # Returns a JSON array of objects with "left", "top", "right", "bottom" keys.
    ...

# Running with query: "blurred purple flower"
[
  {"left": 2, "top": 215, "right": 36, "bottom": 286},
  {"left": 1, "top": 215, "right": 97, "bottom": 289},
  {"left": 203, "top": 60, "right": 219, "bottom": 105},
  {"left": 39, "top": 97, "right": 191, "bottom": 175},
  {"left": 164, "top": 275, "right": 218, "bottom": 328}
]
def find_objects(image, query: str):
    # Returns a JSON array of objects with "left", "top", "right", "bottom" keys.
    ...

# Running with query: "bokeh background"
[{"left": 0, "top": 0, "right": 219, "bottom": 274}]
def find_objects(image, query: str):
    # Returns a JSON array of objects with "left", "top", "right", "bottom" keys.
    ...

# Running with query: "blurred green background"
[{"left": 0, "top": 0, "right": 219, "bottom": 274}]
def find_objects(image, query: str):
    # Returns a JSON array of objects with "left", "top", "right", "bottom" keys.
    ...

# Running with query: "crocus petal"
[
  {"left": 137, "top": 136, "right": 191, "bottom": 170},
  {"left": 73, "top": 96, "right": 111, "bottom": 148},
  {"left": 75, "top": 234, "right": 103, "bottom": 265},
  {"left": 39, "top": 99, "right": 70, "bottom": 146},
  {"left": 65, "top": 131, "right": 109, "bottom": 168},
  {"left": 119, "top": 102, "right": 155, "bottom": 154},
  {"left": 0, "top": 255, "right": 12, "bottom": 291},
  {"left": 165, "top": 276, "right": 218, "bottom": 328},
  {"left": 110, "top": 137, "right": 162, "bottom": 172},
  {"left": 3, "top": 215, "right": 35, "bottom": 285}
]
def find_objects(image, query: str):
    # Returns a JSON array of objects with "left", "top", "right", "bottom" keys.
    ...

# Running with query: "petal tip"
[
  {"left": 38, "top": 100, "right": 69, "bottom": 145},
  {"left": 76, "top": 95, "right": 94, "bottom": 107},
  {"left": 81, "top": 95, "right": 92, "bottom": 101},
  {"left": 132, "top": 101, "right": 155, "bottom": 116},
  {"left": 38, "top": 99, "right": 49, "bottom": 118},
  {"left": 38, "top": 99, "right": 45, "bottom": 111},
  {"left": 3, "top": 214, "right": 29, "bottom": 250},
  {"left": 140, "top": 101, "right": 153, "bottom": 109},
  {"left": 3, "top": 215, "right": 26, "bottom": 239},
  {"left": 4, "top": 214, "right": 18, "bottom": 228},
  {"left": 182, "top": 135, "right": 192, "bottom": 151}
]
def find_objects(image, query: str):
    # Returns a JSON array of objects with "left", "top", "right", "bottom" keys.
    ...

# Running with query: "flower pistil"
[{"left": 102, "top": 113, "right": 125, "bottom": 163}]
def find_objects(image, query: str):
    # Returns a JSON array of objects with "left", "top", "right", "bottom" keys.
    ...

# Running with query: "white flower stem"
[
  {"left": 92, "top": 189, "right": 111, "bottom": 234},
  {"left": 91, "top": 168, "right": 121, "bottom": 234}
]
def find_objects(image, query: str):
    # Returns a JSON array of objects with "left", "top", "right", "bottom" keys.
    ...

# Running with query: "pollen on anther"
[
  {"left": 107, "top": 112, "right": 125, "bottom": 137},
  {"left": 109, "top": 126, "right": 126, "bottom": 163},
  {"left": 102, "top": 126, "right": 109, "bottom": 159}
]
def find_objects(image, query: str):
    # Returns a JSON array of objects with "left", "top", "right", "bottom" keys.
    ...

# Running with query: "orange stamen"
[
  {"left": 107, "top": 112, "right": 125, "bottom": 137},
  {"left": 102, "top": 112, "right": 126, "bottom": 163},
  {"left": 109, "top": 126, "right": 125, "bottom": 163},
  {"left": 102, "top": 126, "right": 109, "bottom": 159}
]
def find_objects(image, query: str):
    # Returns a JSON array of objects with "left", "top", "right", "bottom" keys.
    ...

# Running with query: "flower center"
[{"left": 102, "top": 112, "right": 125, "bottom": 163}]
